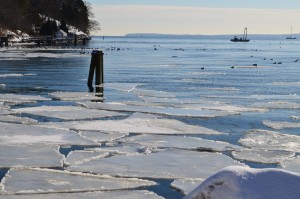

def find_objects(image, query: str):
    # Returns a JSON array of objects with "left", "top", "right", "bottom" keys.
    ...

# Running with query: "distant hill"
[{"left": 0, "top": 0, "right": 99, "bottom": 36}]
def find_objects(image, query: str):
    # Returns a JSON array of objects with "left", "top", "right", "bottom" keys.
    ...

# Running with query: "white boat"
[{"left": 286, "top": 26, "right": 296, "bottom": 39}]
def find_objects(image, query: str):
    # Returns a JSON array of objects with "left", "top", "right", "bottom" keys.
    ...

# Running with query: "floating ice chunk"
[
  {"left": 263, "top": 120, "right": 300, "bottom": 130},
  {"left": 0, "top": 74, "right": 23, "bottom": 78},
  {"left": 290, "top": 115, "right": 300, "bottom": 120},
  {"left": 13, "top": 106, "right": 126, "bottom": 120},
  {"left": 79, "top": 102, "right": 239, "bottom": 118},
  {"left": 40, "top": 117, "right": 224, "bottom": 135},
  {"left": 206, "top": 94, "right": 300, "bottom": 101},
  {"left": 171, "top": 178, "right": 204, "bottom": 195},
  {"left": 49, "top": 92, "right": 103, "bottom": 101},
  {"left": 281, "top": 156, "right": 300, "bottom": 173},
  {"left": 79, "top": 131, "right": 129, "bottom": 143},
  {"left": 2, "top": 168, "right": 157, "bottom": 194},
  {"left": 67, "top": 149, "right": 243, "bottom": 179},
  {"left": 0, "top": 145, "right": 63, "bottom": 168},
  {"left": 133, "top": 89, "right": 176, "bottom": 98},
  {"left": 173, "top": 103, "right": 266, "bottom": 113},
  {"left": 272, "top": 82, "right": 300, "bottom": 86},
  {"left": 0, "top": 122, "right": 97, "bottom": 146},
  {"left": 238, "top": 129, "right": 300, "bottom": 152},
  {"left": 187, "top": 72, "right": 226, "bottom": 76},
  {"left": 0, "top": 190, "right": 163, "bottom": 199},
  {"left": 105, "top": 83, "right": 142, "bottom": 92},
  {"left": 121, "top": 134, "right": 242, "bottom": 152},
  {"left": 65, "top": 150, "right": 109, "bottom": 166},
  {"left": 232, "top": 149, "right": 295, "bottom": 164},
  {"left": 252, "top": 101, "right": 300, "bottom": 109},
  {"left": 0, "top": 94, "right": 50, "bottom": 105},
  {"left": 89, "top": 145, "right": 155, "bottom": 156},
  {"left": 0, "top": 115, "right": 38, "bottom": 125},
  {"left": 0, "top": 109, "right": 14, "bottom": 115},
  {"left": 184, "top": 166, "right": 300, "bottom": 199}
]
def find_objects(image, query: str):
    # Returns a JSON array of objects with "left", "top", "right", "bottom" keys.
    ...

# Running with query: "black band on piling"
[{"left": 87, "top": 50, "right": 104, "bottom": 93}]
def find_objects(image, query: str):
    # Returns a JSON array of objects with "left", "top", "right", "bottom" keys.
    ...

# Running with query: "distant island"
[{"left": 0, "top": 0, "right": 99, "bottom": 45}]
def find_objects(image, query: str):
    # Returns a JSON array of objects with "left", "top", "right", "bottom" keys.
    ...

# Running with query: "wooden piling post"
[{"left": 87, "top": 50, "right": 104, "bottom": 94}]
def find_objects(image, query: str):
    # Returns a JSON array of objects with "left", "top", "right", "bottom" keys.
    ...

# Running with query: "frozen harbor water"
[{"left": 1, "top": 36, "right": 300, "bottom": 198}]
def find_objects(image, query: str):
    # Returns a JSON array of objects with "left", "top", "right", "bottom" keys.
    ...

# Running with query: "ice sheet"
[
  {"left": 281, "top": 156, "right": 300, "bottom": 173},
  {"left": 79, "top": 131, "right": 129, "bottom": 143},
  {"left": 238, "top": 129, "right": 300, "bottom": 152},
  {"left": 0, "top": 94, "right": 50, "bottom": 105},
  {"left": 0, "top": 115, "right": 38, "bottom": 125},
  {"left": 184, "top": 166, "right": 300, "bottom": 199},
  {"left": 79, "top": 102, "right": 239, "bottom": 118},
  {"left": 13, "top": 106, "right": 126, "bottom": 120},
  {"left": 263, "top": 120, "right": 300, "bottom": 130},
  {"left": 49, "top": 92, "right": 103, "bottom": 101},
  {"left": 232, "top": 149, "right": 295, "bottom": 164},
  {"left": 0, "top": 122, "right": 97, "bottom": 146},
  {"left": 40, "top": 117, "right": 224, "bottom": 135},
  {"left": 65, "top": 151, "right": 109, "bottom": 166},
  {"left": 2, "top": 168, "right": 157, "bottom": 194},
  {"left": 205, "top": 94, "right": 300, "bottom": 101},
  {"left": 0, "top": 145, "right": 63, "bottom": 168},
  {"left": 252, "top": 101, "right": 300, "bottom": 109},
  {"left": 67, "top": 149, "right": 243, "bottom": 179},
  {"left": 171, "top": 178, "right": 204, "bottom": 195},
  {"left": 120, "top": 134, "right": 242, "bottom": 152},
  {"left": 0, "top": 190, "right": 164, "bottom": 199},
  {"left": 0, "top": 109, "right": 14, "bottom": 115}
]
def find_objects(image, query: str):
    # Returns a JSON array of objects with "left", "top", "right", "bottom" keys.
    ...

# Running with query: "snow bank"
[{"left": 184, "top": 166, "right": 300, "bottom": 199}]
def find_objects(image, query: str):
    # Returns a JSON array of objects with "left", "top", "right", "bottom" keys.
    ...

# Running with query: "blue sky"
[{"left": 88, "top": 0, "right": 300, "bottom": 36}]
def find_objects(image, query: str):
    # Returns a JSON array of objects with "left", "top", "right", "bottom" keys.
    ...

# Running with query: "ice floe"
[
  {"left": 0, "top": 145, "right": 63, "bottom": 168},
  {"left": 0, "top": 115, "right": 38, "bottom": 125},
  {"left": 120, "top": 134, "right": 242, "bottom": 152},
  {"left": 79, "top": 131, "right": 129, "bottom": 143},
  {"left": 238, "top": 129, "right": 300, "bottom": 153},
  {"left": 40, "top": 117, "right": 224, "bottom": 135},
  {"left": 252, "top": 101, "right": 300, "bottom": 109},
  {"left": 263, "top": 120, "right": 300, "bottom": 130},
  {"left": 271, "top": 81, "right": 300, "bottom": 86},
  {"left": 49, "top": 92, "right": 103, "bottom": 101},
  {"left": 65, "top": 150, "right": 109, "bottom": 166},
  {"left": 0, "top": 190, "right": 163, "bottom": 199},
  {"left": 208, "top": 87, "right": 239, "bottom": 91},
  {"left": 232, "top": 149, "right": 295, "bottom": 164},
  {"left": 184, "top": 166, "right": 300, "bottom": 199},
  {"left": 0, "top": 109, "right": 14, "bottom": 115},
  {"left": 281, "top": 156, "right": 300, "bottom": 173},
  {"left": 12, "top": 105, "right": 126, "bottom": 120},
  {"left": 0, "top": 122, "right": 97, "bottom": 146},
  {"left": 67, "top": 149, "right": 243, "bottom": 179},
  {"left": 205, "top": 94, "right": 300, "bottom": 101},
  {"left": 171, "top": 178, "right": 204, "bottom": 196},
  {"left": 2, "top": 168, "right": 157, "bottom": 194},
  {"left": 79, "top": 102, "right": 239, "bottom": 118},
  {"left": 0, "top": 94, "right": 50, "bottom": 105}
]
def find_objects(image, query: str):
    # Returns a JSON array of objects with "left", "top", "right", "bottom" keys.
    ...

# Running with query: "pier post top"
[{"left": 92, "top": 50, "right": 103, "bottom": 55}]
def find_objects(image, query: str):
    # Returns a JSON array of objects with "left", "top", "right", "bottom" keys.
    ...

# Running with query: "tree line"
[{"left": 0, "top": 0, "right": 99, "bottom": 35}]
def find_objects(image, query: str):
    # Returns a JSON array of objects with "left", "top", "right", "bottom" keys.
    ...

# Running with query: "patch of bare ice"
[
  {"left": 0, "top": 122, "right": 97, "bottom": 146},
  {"left": 0, "top": 190, "right": 163, "bottom": 199},
  {"left": 252, "top": 101, "right": 300, "bottom": 109},
  {"left": 263, "top": 120, "right": 300, "bottom": 130},
  {"left": 0, "top": 145, "right": 63, "bottom": 168},
  {"left": 79, "top": 102, "right": 239, "bottom": 118},
  {"left": 40, "top": 117, "right": 224, "bottom": 135},
  {"left": 67, "top": 149, "right": 243, "bottom": 179},
  {"left": 232, "top": 149, "right": 295, "bottom": 164},
  {"left": 49, "top": 92, "right": 103, "bottom": 101},
  {"left": 238, "top": 129, "right": 300, "bottom": 152},
  {"left": 12, "top": 105, "right": 126, "bottom": 120},
  {"left": 79, "top": 131, "right": 129, "bottom": 143},
  {"left": 2, "top": 168, "right": 157, "bottom": 194},
  {"left": 281, "top": 156, "right": 300, "bottom": 173},
  {"left": 0, "top": 115, "right": 38, "bottom": 125},
  {"left": 65, "top": 150, "right": 109, "bottom": 166},
  {"left": 120, "top": 134, "right": 242, "bottom": 152}
]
